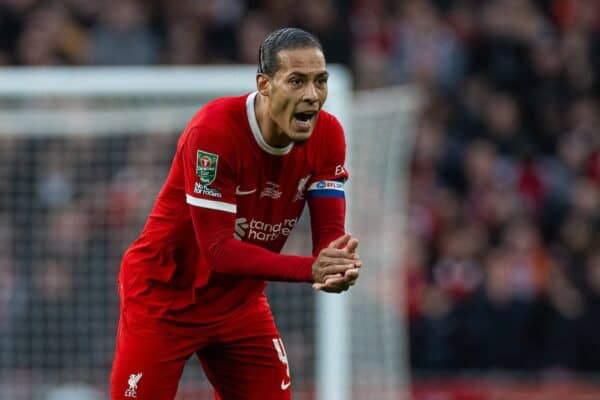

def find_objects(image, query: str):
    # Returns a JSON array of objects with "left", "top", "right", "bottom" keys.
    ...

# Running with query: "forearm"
[
  {"left": 191, "top": 206, "right": 314, "bottom": 282},
  {"left": 206, "top": 236, "right": 314, "bottom": 281},
  {"left": 308, "top": 196, "right": 346, "bottom": 256}
]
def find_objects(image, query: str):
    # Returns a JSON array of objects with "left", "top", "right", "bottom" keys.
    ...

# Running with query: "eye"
[
  {"left": 289, "top": 78, "right": 303, "bottom": 87},
  {"left": 316, "top": 77, "right": 328, "bottom": 87}
]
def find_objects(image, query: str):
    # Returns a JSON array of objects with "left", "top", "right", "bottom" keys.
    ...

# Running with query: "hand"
[
  {"left": 312, "top": 234, "right": 362, "bottom": 293},
  {"left": 316, "top": 238, "right": 361, "bottom": 291}
]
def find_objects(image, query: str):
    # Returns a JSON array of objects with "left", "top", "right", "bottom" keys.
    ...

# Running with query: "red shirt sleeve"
[
  {"left": 308, "top": 196, "right": 346, "bottom": 256},
  {"left": 189, "top": 206, "right": 314, "bottom": 281},
  {"left": 307, "top": 114, "right": 349, "bottom": 255},
  {"left": 181, "top": 125, "right": 315, "bottom": 282},
  {"left": 309, "top": 115, "right": 349, "bottom": 183}
]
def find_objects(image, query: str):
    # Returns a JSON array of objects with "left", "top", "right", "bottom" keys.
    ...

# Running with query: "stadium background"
[{"left": 0, "top": 0, "right": 599, "bottom": 399}]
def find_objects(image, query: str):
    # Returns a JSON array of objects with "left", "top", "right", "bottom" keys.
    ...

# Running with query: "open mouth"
[
  {"left": 293, "top": 111, "right": 315, "bottom": 122},
  {"left": 292, "top": 111, "right": 318, "bottom": 133}
]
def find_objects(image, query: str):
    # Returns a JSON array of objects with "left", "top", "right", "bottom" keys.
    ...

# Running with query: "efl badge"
[{"left": 196, "top": 150, "right": 218, "bottom": 185}]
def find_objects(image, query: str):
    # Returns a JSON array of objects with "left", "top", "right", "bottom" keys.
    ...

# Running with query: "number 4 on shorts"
[{"left": 272, "top": 338, "right": 291, "bottom": 390}]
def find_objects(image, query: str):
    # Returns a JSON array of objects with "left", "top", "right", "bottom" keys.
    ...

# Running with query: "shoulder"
[
  {"left": 189, "top": 94, "right": 247, "bottom": 131},
  {"left": 181, "top": 94, "right": 248, "bottom": 149},
  {"left": 311, "top": 110, "right": 346, "bottom": 148},
  {"left": 315, "top": 110, "right": 343, "bottom": 133}
]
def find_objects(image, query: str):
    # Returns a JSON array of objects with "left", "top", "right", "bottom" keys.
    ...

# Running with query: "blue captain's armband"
[{"left": 306, "top": 179, "right": 345, "bottom": 199}]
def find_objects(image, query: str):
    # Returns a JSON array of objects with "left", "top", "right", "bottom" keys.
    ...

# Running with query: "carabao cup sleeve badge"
[{"left": 196, "top": 150, "right": 219, "bottom": 185}]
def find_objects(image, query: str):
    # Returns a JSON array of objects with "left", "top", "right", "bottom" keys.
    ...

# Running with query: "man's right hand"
[{"left": 311, "top": 234, "right": 361, "bottom": 293}]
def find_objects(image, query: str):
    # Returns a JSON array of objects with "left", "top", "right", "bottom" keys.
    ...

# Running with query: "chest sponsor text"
[{"left": 234, "top": 217, "right": 298, "bottom": 242}]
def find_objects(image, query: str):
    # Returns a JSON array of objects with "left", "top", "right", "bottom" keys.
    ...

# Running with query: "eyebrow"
[{"left": 288, "top": 71, "right": 329, "bottom": 78}]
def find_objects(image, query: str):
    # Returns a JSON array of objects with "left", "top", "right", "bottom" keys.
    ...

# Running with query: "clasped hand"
[{"left": 311, "top": 234, "right": 362, "bottom": 293}]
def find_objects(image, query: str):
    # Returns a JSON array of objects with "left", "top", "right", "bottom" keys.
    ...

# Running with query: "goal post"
[
  {"left": 347, "top": 87, "right": 420, "bottom": 399},
  {"left": 0, "top": 67, "right": 418, "bottom": 400}
]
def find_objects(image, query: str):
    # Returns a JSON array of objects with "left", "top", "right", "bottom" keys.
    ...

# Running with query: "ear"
[{"left": 256, "top": 74, "right": 271, "bottom": 97}]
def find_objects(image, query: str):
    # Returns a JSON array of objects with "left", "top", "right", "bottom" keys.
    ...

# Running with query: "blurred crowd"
[
  {"left": 0, "top": 133, "right": 177, "bottom": 384},
  {"left": 0, "top": 0, "right": 598, "bottom": 384},
  {"left": 394, "top": 0, "right": 599, "bottom": 374}
]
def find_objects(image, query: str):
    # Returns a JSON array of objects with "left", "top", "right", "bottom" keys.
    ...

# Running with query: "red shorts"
[{"left": 110, "top": 296, "right": 292, "bottom": 400}]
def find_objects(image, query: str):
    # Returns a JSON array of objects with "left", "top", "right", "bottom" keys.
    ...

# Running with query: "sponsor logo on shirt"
[
  {"left": 196, "top": 150, "right": 218, "bottom": 185},
  {"left": 308, "top": 180, "right": 344, "bottom": 191},
  {"left": 234, "top": 217, "right": 298, "bottom": 242},
  {"left": 194, "top": 182, "right": 222, "bottom": 198},
  {"left": 260, "top": 181, "right": 282, "bottom": 199}
]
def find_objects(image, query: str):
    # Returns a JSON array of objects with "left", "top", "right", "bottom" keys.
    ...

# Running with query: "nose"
[{"left": 302, "top": 83, "right": 318, "bottom": 103}]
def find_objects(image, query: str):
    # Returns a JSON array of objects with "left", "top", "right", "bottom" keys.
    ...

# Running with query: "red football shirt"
[{"left": 119, "top": 92, "right": 349, "bottom": 325}]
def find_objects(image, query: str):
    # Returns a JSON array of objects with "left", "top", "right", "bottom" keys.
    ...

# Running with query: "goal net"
[{"left": 0, "top": 67, "right": 418, "bottom": 400}]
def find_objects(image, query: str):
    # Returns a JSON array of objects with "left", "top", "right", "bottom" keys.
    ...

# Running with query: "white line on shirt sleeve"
[{"left": 186, "top": 194, "right": 236, "bottom": 214}]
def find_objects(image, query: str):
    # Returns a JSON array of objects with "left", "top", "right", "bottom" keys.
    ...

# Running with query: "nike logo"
[
  {"left": 280, "top": 380, "right": 291, "bottom": 391},
  {"left": 235, "top": 186, "right": 256, "bottom": 195}
]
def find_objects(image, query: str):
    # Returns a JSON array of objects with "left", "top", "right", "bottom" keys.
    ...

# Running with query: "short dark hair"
[{"left": 257, "top": 28, "right": 324, "bottom": 76}]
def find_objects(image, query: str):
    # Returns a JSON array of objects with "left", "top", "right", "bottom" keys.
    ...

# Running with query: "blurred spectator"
[
  {"left": 432, "top": 225, "right": 484, "bottom": 301},
  {"left": 403, "top": 233, "right": 429, "bottom": 322},
  {"left": 579, "top": 250, "right": 600, "bottom": 371},
  {"left": 236, "top": 11, "right": 272, "bottom": 64},
  {"left": 390, "top": 0, "right": 465, "bottom": 89},
  {"left": 410, "top": 284, "right": 460, "bottom": 370},
  {"left": 538, "top": 260, "right": 584, "bottom": 370},
  {"left": 12, "top": 256, "right": 78, "bottom": 370},
  {"left": 501, "top": 218, "right": 551, "bottom": 299},
  {"left": 296, "top": 0, "right": 352, "bottom": 65},
  {"left": 36, "top": 140, "right": 75, "bottom": 209},
  {"left": 88, "top": 0, "right": 158, "bottom": 65},
  {"left": 459, "top": 247, "right": 536, "bottom": 370},
  {"left": 0, "top": 255, "right": 27, "bottom": 368}
]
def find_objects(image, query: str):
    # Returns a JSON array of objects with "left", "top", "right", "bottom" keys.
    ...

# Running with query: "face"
[{"left": 262, "top": 47, "right": 328, "bottom": 143}]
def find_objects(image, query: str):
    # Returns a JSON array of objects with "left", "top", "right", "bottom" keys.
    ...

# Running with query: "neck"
[{"left": 254, "top": 93, "right": 291, "bottom": 148}]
